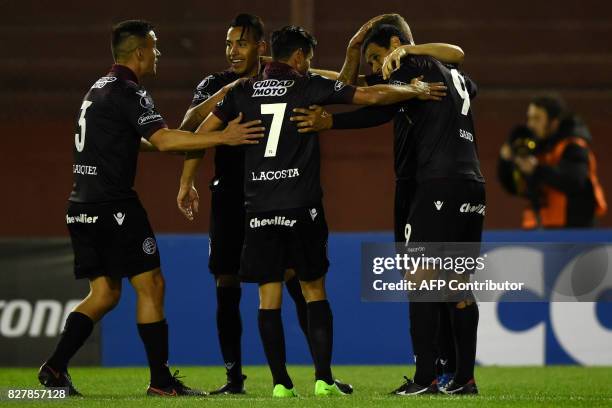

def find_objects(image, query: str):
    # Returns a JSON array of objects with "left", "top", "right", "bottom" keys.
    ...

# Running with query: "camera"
[{"left": 508, "top": 125, "right": 537, "bottom": 158}]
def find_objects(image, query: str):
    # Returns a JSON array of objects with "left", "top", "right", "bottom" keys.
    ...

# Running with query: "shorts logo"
[
  {"left": 142, "top": 237, "right": 157, "bottom": 255},
  {"left": 92, "top": 76, "right": 116, "bottom": 89},
  {"left": 252, "top": 79, "right": 295, "bottom": 97},
  {"left": 309, "top": 208, "right": 318, "bottom": 221},
  {"left": 250, "top": 216, "right": 297, "bottom": 228},
  {"left": 390, "top": 80, "right": 407, "bottom": 86},
  {"left": 434, "top": 201, "right": 444, "bottom": 211},
  {"left": 113, "top": 212, "right": 126, "bottom": 226},
  {"left": 460, "top": 202, "right": 486, "bottom": 216},
  {"left": 66, "top": 214, "right": 98, "bottom": 224},
  {"left": 334, "top": 80, "right": 347, "bottom": 91}
]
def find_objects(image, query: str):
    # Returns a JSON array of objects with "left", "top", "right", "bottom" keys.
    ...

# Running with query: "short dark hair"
[
  {"left": 363, "top": 24, "right": 409, "bottom": 54},
  {"left": 111, "top": 20, "right": 154, "bottom": 61},
  {"left": 270, "top": 25, "right": 317, "bottom": 61},
  {"left": 530, "top": 95, "right": 567, "bottom": 120},
  {"left": 229, "top": 13, "right": 264, "bottom": 42}
]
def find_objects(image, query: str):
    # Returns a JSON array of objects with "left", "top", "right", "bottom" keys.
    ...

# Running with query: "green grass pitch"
[{"left": 1, "top": 366, "right": 611, "bottom": 407}]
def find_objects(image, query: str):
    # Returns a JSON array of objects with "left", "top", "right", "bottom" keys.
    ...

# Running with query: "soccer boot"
[
  {"left": 209, "top": 374, "right": 247, "bottom": 395},
  {"left": 443, "top": 378, "right": 478, "bottom": 395},
  {"left": 272, "top": 384, "right": 298, "bottom": 397},
  {"left": 391, "top": 376, "right": 439, "bottom": 396},
  {"left": 334, "top": 378, "right": 354, "bottom": 394},
  {"left": 314, "top": 379, "right": 348, "bottom": 396},
  {"left": 38, "top": 363, "right": 82, "bottom": 396},
  {"left": 146, "top": 370, "right": 207, "bottom": 397}
]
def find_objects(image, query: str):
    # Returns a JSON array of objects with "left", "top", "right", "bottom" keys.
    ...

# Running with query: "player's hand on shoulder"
[
  {"left": 410, "top": 76, "right": 447, "bottom": 101},
  {"left": 177, "top": 184, "right": 199, "bottom": 221},
  {"left": 290, "top": 105, "right": 332, "bottom": 133},
  {"left": 222, "top": 112, "right": 266, "bottom": 146}
]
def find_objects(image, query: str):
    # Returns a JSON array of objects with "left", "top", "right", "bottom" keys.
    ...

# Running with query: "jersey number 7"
[{"left": 261, "top": 103, "right": 287, "bottom": 157}]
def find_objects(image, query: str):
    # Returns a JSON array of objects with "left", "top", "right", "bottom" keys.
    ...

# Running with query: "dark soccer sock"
[
  {"left": 137, "top": 319, "right": 172, "bottom": 388},
  {"left": 285, "top": 277, "right": 310, "bottom": 343},
  {"left": 437, "top": 303, "right": 457, "bottom": 375},
  {"left": 449, "top": 301, "right": 479, "bottom": 384},
  {"left": 258, "top": 309, "right": 293, "bottom": 389},
  {"left": 216, "top": 286, "right": 243, "bottom": 383},
  {"left": 306, "top": 300, "right": 334, "bottom": 385},
  {"left": 47, "top": 312, "right": 94, "bottom": 372},
  {"left": 409, "top": 302, "right": 438, "bottom": 386}
]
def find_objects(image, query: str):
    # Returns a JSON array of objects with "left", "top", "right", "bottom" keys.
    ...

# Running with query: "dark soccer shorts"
[
  {"left": 208, "top": 183, "right": 245, "bottom": 276},
  {"left": 402, "top": 179, "right": 486, "bottom": 244},
  {"left": 66, "top": 198, "right": 161, "bottom": 280},
  {"left": 240, "top": 204, "right": 329, "bottom": 284},
  {"left": 394, "top": 178, "right": 418, "bottom": 242}
]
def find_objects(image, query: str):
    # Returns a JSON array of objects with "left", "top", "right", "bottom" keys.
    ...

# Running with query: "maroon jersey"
[
  {"left": 214, "top": 62, "right": 356, "bottom": 212},
  {"left": 70, "top": 64, "right": 166, "bottom": 203}
]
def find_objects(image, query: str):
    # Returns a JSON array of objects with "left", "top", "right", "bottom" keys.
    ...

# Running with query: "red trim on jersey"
[
  {"left": 109, "top": 64, "right": 139, "bottom": 84},
  {"left": 262, "top": 61, "right": 303, "bottom": 79}
]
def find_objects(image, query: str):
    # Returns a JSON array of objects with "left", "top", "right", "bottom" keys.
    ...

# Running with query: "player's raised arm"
[
  {"left": 338, "top": 14, "right": 413, "bottom": 85},
  {"left": 382, "top": 43, "right": 465, "bottom": 80},
  {"left": 338, "top": 14, "right": 390, "bottom": 84}
]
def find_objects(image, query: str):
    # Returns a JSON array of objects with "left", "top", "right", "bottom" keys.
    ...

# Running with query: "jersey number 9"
[{"left": 450, "top": 69, "right": 470, "bottom": 116}]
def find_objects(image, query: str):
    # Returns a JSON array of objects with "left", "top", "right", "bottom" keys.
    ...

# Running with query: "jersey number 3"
[
  {"left": 450, "top": 69, "right": 470, "bottom": 116},
  {"left": 75, "top": 101, "right": 93, "bottom": 152},
  {"left": 261, "top": 103, "right": 287, "bottom": 157}
]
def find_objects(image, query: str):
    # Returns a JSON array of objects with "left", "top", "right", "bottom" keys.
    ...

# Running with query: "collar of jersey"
[
  {"left": 262, "top": 61, "right": 302, "bottom": 80},
  {"left": 109, "top": 64, "right": 139, "bottom": 84}
]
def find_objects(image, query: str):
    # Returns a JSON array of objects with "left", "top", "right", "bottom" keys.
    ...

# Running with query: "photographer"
[{"left": 498, "top": 96, "right": 607, "bottom": 228}]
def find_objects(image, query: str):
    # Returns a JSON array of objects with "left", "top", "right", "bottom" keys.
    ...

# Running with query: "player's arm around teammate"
[{"left": 38, "top": 20, "right": 264, "bottom": 398}]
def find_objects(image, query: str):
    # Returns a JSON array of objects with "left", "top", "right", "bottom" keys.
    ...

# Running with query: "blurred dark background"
[{"left": 1, "top": 0, "right": 611, "bottom": 236}]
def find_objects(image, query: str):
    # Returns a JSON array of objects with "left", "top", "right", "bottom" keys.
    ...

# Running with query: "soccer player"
[
  {"left": 37, "top": 20, "right": 264, "bottom": 397},
  {"left": 176, "top": 13, "right": 329, "bottom": 395},
  {"left": 291, "top": 14, "right": 465, "bottom": 389},
  {"left": 292, "top": 22, "right": 484, "bottom": 396},
  {"left": 296, "top": 24, "right": 485, "bottom": 395},
  {"left": 179, "top": 25, "right": 445, "bottom": 397}
]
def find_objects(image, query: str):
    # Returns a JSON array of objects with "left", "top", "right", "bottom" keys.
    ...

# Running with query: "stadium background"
[{"left": 1, "top": 0, "right": 611, "bottom": 369}]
